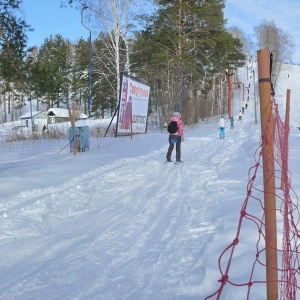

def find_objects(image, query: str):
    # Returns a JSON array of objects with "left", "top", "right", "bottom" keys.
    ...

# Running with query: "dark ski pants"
[{"left": 166, "top": 135, "right": 181, "bottom": 161}]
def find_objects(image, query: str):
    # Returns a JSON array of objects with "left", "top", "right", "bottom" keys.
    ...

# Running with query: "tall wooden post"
[{"left": 257, "top": 49, "right": 278, "bottom": 300}]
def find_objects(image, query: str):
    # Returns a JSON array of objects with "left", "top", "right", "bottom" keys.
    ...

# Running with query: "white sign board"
[{"left": 116, "top": 74, "right": 150, "bottom": 135}]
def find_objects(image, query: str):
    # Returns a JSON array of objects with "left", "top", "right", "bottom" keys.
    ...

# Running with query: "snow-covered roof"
[
  {"left": 46, "top": 108, "right": 69, "bottom": 118},
  {"left": 19, "top": 111, "right": 48, "bottom": 119},
  {"left": 46, "top": 108, "right": 88, "bottom": 119},
  {"left": 75, "top": 120, "right": 88, "bottom": 127}
]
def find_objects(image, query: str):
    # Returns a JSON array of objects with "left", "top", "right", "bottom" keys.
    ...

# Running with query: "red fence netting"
[{"left": 205, "top": 94, "right": 300, "bottom": 299}]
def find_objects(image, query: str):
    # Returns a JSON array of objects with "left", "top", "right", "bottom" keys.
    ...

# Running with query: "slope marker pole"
[{"left": 257, "top": 49, "right": 278, "bottom": 300}]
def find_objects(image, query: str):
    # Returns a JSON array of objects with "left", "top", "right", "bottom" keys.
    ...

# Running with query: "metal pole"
[
  {"left": 243, "top": 82, "right": 244, "bottom": 102},
  {"left": 72, "top": 102, "right": 77, "bottom": 155},
  {"left": 178, "top": 70, "right": 184, "bottom": 113},
  {"left": 257, "top": 49, "right": 278, "bottom": 300},
  {"left": 29, "top": 97, "right": 34, "bottom": 132},
  {"left": 228, "top": 71, "right": 232, "bottom": 119},
  {"left": 88, "top": 30, "right": 92, "bottom": 116},
  {"left": 81, "top": 6, "right": 93, "bottom": 117}
]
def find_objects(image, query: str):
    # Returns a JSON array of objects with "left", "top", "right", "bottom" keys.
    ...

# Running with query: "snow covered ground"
[{"left": 0, "top": 62, "right": 299, "bottom": 299}]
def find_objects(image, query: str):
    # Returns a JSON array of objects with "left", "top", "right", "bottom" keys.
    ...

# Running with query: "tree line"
[{"left": 0, "top": 0, "right": 294, "bottom": 127}]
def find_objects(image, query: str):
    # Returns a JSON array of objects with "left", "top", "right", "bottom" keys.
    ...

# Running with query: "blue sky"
[
  {"left": 22, "top": 0, "right": 300, "bottom": 64},
  {"left": 22, "top": 0, "right": 89, "bottom": 46}
]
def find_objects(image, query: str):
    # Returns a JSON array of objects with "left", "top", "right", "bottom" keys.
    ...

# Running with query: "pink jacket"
[{"left": 169, "top": 116, "right": 184, "bottom": 136}]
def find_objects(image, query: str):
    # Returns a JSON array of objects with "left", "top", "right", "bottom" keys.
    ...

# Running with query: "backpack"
[{"left": 167, "top": 121, "right": 178, "bottom": 134}]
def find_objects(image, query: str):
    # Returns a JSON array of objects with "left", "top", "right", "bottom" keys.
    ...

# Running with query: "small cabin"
[
  {"left": 46, "top": 108, "right": 88, "bottom": 124},
  {"left": 19, "top": 111, "right": 48, "bottom": 132}
]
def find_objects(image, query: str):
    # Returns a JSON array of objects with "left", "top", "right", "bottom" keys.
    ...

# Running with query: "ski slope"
[{"left": 0, "top": 63, "right": 299, "bottom": 299}]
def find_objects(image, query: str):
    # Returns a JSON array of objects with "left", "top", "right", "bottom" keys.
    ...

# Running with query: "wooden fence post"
[{"left": 257, "top": 49, "right": 278, "bottom": 300}]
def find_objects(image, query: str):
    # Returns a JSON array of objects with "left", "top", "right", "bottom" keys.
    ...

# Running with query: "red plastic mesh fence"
[{"left": 205, "top": 95, "right": 300, "bottom": 299}]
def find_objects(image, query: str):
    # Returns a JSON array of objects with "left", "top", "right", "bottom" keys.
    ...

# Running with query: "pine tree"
[
  {"left": 36, "top": 34, "right": 72, "bottom": 109},
  {"left": 0, "top": 0, "right": 31, "bottom": 122},
  {"left": 131, "top": 0, "right": 243, "bottom": 123}
]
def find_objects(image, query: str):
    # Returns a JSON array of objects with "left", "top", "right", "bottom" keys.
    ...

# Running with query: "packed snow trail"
[
  {"left": 1, "top": 63, "right": 299, "bottom": 299},
  {"left": 0, "top": 107, "right": 256, "bottom": 299}
]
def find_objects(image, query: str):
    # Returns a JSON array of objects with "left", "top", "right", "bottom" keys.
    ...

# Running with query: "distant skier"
[
  {"left": 42, "top": 124, "right": 48, "bottom": 135},
  {"left": 219, "top": 116, "right": 225, "bottom": 139},
  {"left": 166, "top": 112, "right": 184, "bottom": 163},
  {"left": 245, "top": 103, "right": 248, "bottom": 109},
  {"left": 242, "top": 106, "right": 245, "bottom": 114},
  {"left": 238, "top": 110, "right": 243, "bottom": 121},
  {"left": 230, "top": 116, "right": 234, "bottom": 129}
]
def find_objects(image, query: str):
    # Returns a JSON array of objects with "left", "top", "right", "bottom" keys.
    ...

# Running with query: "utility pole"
[
  {"left": 81, "top": 6, "right": 93, "bottom": 117},
  {"left": 227, "top": 70, "right": 232, "bottom": 119}
]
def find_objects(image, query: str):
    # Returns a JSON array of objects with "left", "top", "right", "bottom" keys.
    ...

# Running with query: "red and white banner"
[{"left": 116, "top": 74, "right": 150, "bottom": 135}]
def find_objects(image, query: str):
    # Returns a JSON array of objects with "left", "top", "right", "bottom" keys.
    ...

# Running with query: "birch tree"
[
  {"left": 227, "top": 26, "right": 253, "bottom": 58},
  {"left": 254, "top": 19, "right": 294, "bottom": 86},
  {"left": 80, "top": 0, "right": 134, "bottom": 103}
]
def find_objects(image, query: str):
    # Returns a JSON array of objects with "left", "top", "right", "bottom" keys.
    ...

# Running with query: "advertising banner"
[{"left": 116, "top": 74, "right": 150, "bottom": 135}]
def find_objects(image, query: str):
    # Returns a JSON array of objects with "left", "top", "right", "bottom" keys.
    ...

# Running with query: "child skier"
[
  {"left": 230, "top": 116, "right": 234, "bottom": 129},
  {"left": 166, "top": 112, "right": 184, "bottom": 163},
  {"left": 219, "top": 116, "right": 225, "bottom": 139},
  {"left": 238, "top": 110, "right": 243, "bottom": 120}
]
